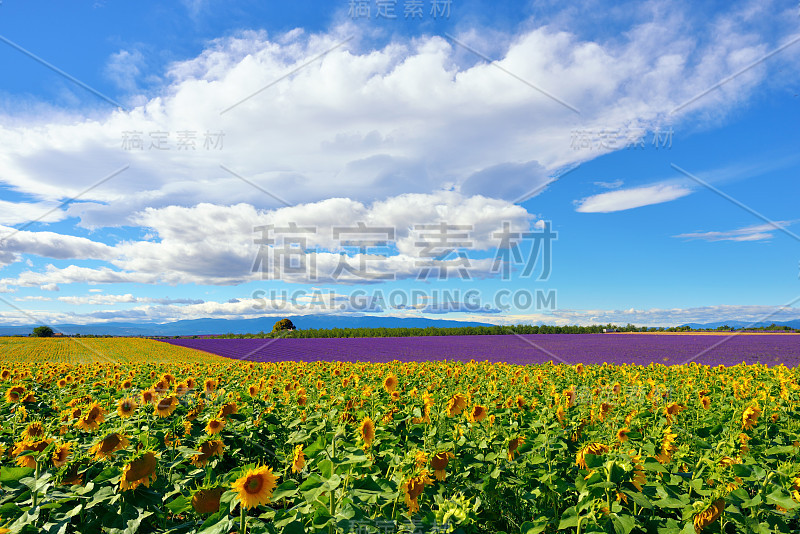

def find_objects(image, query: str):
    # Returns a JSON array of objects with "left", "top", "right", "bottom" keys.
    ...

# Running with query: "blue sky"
[{"left": 0, "top": 0, "right": 799, "bottom": 327}]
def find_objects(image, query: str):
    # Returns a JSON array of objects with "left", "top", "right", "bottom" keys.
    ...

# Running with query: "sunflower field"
[{"left": 0, "top": 338, "right": 799, "bottom": 533}]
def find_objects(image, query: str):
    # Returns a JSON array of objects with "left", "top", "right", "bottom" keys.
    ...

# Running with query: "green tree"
[
  {"left": 273, "top": 318, "right": 296, "bottom": 332},
  {"left": 32, "top": 326, "right": 54, "bottom": 337}
]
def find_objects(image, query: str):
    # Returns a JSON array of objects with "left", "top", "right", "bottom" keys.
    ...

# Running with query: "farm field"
[
  {"left": 164, "top": 333, "right": 800, "bottom": 367},
  {"left": 1, "top": 337, "right": 799, "bottom": 533}
]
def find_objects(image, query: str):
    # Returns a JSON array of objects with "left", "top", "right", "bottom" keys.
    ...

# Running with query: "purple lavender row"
[{"left": 162, "top": 334, "right": 800, "bottom": 367}]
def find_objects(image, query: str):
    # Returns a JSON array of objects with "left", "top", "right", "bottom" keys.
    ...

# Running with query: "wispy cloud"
[
  {"left": 57, "top": 294, "right": 205, "bottom": 306},
  {"left": 594, "top": 180, "right": 623, "bottom": 189},
  {"left": 674, "top": 221, "right": 796, "bottom": 242},
  {"left": 575, "top": 183, "right": 693, "bottom": 213}
]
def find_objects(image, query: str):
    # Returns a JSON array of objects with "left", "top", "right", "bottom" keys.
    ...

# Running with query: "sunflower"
[
  {"left": 414, "top": 451, "right": 428, "bottom": 469},
  {"left": 383, "top": 374, "right": 399, "bottom": 393},
  {"left": 204, "top": 379, "right": 217, "bottom": 395},
  {"left": 655, "top": 427, "right": 678, "bottom": 463},
  {"left": 576, "top": 442, "right": 609, "bottom": 469},
  {"left": 117, "top": 398, "right": 138, "bottom": 418},
  {"left": 89, "top": 433, "right": 129, "bottom": 460},
  {"left": 156, "top": 396, "right": 178, "bottom": 418},
  {"left": 693, "top": 499, "right": 725, "bottom": 533},
  {"left": 22, "top": 421, "right": 45, "bottom": 440},
  {"left": 232, "top": 465, "right": 278, "bottom": 509},
  {"left": 186, "top": 401, "right": 204, "bottom": 421},
  {"left": 5, "top": 385, "right": 25, "bottom": 403},
  {"left": 446, "top": 394, "right": 468, "bottom": 417},
  {"left": 631, "top": 455, "right": 646, "bottom": 491},
  {"left": 52, "top": 442, "right": 72, "bottom": 467},
  {"left": 75, "top": 403, "right": 106, "bottom": 432},
  {"left": 564, "top": 387, "right": 577, "bottom": 407},
  {"left": 741, "top": 405, "right": 760, "bottom": 430},
  {"left": 616, "top": 427, "right": 631, "bottom": 442},
  {"left": 401, "top": 470, "right": 433, "bottom": 512},
  {"left": 247, "top": 385, "right": 259, "bottom": 397},
  {"left": 153, "top": 379, "right": 170, "bottom": 394},
  {"left": 738, "top": 433, "right": 751, "bottom": 454},
  {"left": 470, "top": 405, "right": 488, "bottom": 422},
  {"left": 700, "top": 395, "right": 711, "bottom": 410},
  {"left": 508, "top": 435, "right": 526, "bottom": 461},
  {"left": 791, "top": 475, "right": 800, "bottom": 502},
  {"left": 664, "top": 402, "right": 684, "bottom": 423},
  {"left": 217, "top": 402, "right": 238, "bottom": 419},
  {"left": 719, "top": 456, "right": 740, "bottom": 467},
  {"left": 359, "top": 417, "right": 375, "bottom": 448},
  {"left": 191, "top": 439, "right": 224, "bottom": 467},
  {"left": 175, "top": 382, "right": 190, "bottom": 397},
  {"left": 12, "top": 439, "right": 52, "bottom": 468},
  {"left": 141, "top": 389, "right": 158, "bottom": 405},
  {"left": 291, "top": 444, "right": 305, "bottom": 473},
  {"left": 556, "top": 405, "right": 566, "bottom": 424},
  {"left": 120, "top": 451, "right": 158, "bottom": 491},
  {"left": 192, "top": 487, "right": 224, "bottom": 515},
  {"left": 121, "top": 379, "right": 133, "bottom": 389},
  {"left": 60, "top": 464, "right": 85, "bottom": 486},
  {"left": 205, "top": 418, "right": 225, "bottom": 435},
  {"left": 598, "top": 402, "right": 612, "bottom": 421},
  {"left": 430, "top": 451, "right": 454, "bottom": 481}
]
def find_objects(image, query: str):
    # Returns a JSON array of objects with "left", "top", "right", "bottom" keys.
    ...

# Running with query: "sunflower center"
[
  {"left": 126, "top": 453, "right": 157, "bottom": 480},
  {"left": 102, "top": 434, "right": 122, "bottom": 452},
  {"left": 245, "top": 475, "right": 263, "bottom": 494}
]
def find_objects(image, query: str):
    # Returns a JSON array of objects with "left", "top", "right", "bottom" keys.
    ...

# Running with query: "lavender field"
[{"left": 162, "top": 333, "right": 800, "bottom": 366}]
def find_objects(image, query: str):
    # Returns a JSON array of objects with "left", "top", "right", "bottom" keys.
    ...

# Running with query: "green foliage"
[
  {"left": 273, "top": 318, "right": 296, "bottom": 332},
  {"left": 1, "top": 344, "right": 800, "bottom": 532},
  {"left": 31, "top": 326, "right": 54, "bottom": 337}
]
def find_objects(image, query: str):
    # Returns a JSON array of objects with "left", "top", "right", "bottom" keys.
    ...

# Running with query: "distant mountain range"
[
  {"left": 0, "top": 315, "right": 495, "bottom": 336},
  {"left": 680, "top": 320, "right": 800, "bottom": 330},
  {"left": 1, "top": 316, "right": 798, "bottom": 337}
]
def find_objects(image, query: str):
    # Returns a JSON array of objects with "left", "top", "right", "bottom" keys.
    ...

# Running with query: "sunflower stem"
[
  {"left": 329, "top": 433, "right": 336, "bottom": 533},
  {"left": 32, "top": 460, "right": 40, "bottom": 509},
  {"left": 240, "top": 505, "right": 247, "bottom": 534}
]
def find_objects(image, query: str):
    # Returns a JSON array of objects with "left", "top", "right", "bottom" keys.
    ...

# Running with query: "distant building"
[{"left": 603, "top": 328, "right": 618, "bottom": 333}]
